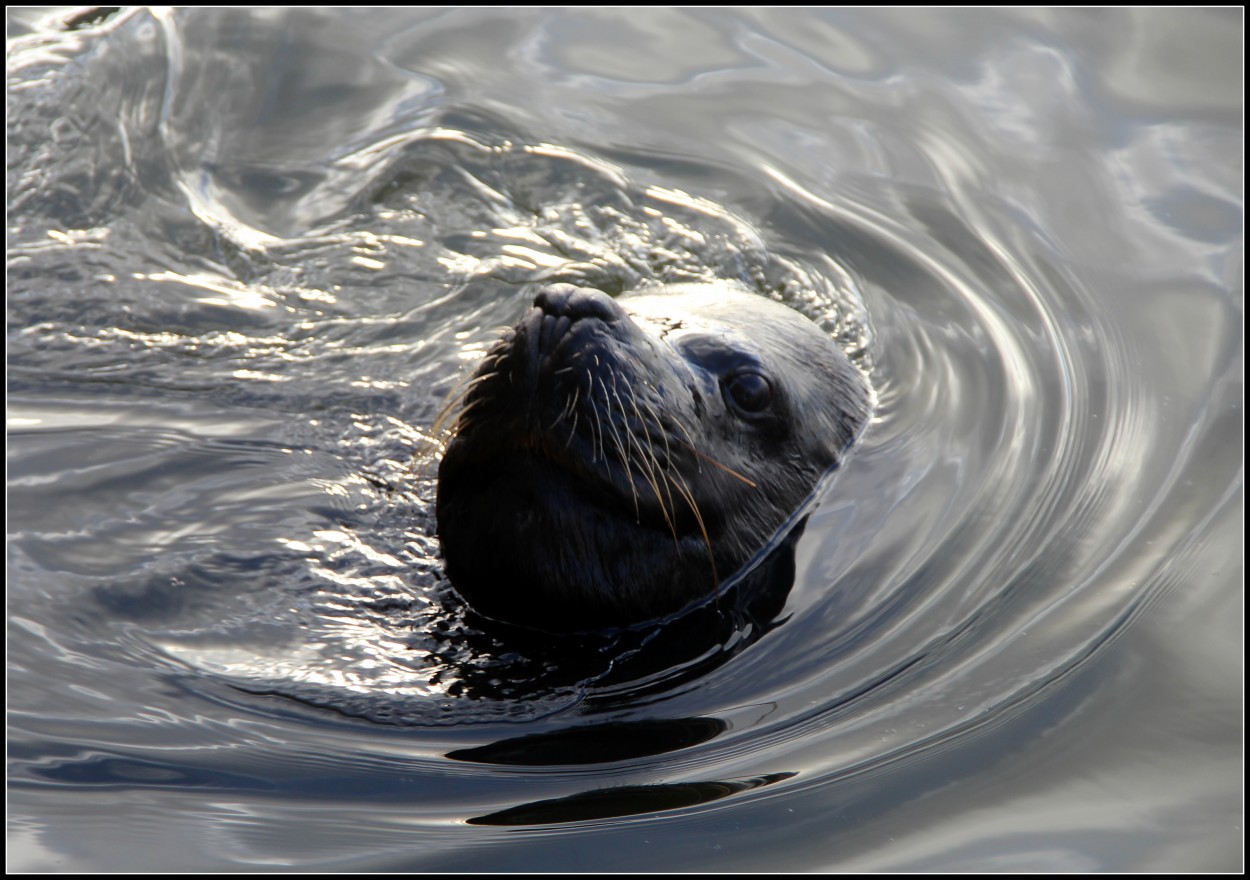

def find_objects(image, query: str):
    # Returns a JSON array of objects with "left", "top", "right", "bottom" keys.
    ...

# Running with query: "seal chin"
[
  {"left": 435, "top": 282, "right": 871, "bottom": 633},
  {"left": 438, "top": 445, "right": 712, "bottom": 632}
]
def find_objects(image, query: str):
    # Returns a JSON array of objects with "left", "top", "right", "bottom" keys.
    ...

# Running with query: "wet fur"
[{"left": 435, "top": 283, "right": 870, "bottom": 632}]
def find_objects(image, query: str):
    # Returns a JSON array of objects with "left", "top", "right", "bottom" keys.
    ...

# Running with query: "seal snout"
[
  {"left": 523, "top": 284, "right": 634, "bottom": 384},
  {"left": 533, "top": 284, "right": 627, "bottom": 324}
]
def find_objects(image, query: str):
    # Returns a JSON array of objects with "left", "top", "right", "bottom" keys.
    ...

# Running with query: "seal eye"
[{"left": 724, "top": 371, "right": 773, "bottom": 416}]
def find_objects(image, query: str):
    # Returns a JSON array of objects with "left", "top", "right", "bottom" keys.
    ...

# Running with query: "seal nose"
[{"left": 534, "top": 284, "right": 625, "bottom": 323}]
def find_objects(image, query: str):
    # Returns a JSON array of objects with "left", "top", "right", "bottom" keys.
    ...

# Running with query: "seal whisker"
[
  {"left": 614, "top": 436, "right": 648, "bottom": 526},
  {"left": 598, "top": 372, "right": 648, "bottom": 511},
  {"left": 430, "top": 370, "right": 477, "bottom": 426},
  {"left": 589, "top": 367, "right": 647, "bottom": 519},
  {"left": 586, "top": 367, "right": 606, "bottom": 463},
  {"left": 625, "top": 392, "right": 678, "bottom": 523},
  {"left": 596, "top": 374, "right": 632, "bottom": 470},
  {"left": 608, "top": 379, "right": 671, "bottom": 533},
  {"left": 544, "top": 387, "right": 576, "bottom": 433},
  {"left": 674, "top": 437, "right": 758, "bottom": 488},
  {"left": 668, "top": 416, "right": 706, "bottom": 475},
  {"left": 431, "top": 372, "right": 490, "bottom": 439},
  {"left": 640, "top": 398, "right": 674, "bottom": 465},
  {"left": 664, "top": 467, "right": 718, "bottom": 587}
]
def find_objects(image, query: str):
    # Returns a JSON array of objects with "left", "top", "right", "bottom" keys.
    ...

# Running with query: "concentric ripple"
[{"left": 8, "top": 7, "right": 1239, "bottom": 872}]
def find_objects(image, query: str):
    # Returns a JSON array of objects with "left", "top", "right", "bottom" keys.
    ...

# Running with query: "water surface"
[{"left": 7, "top": 7, "right": 1242, "bottom": 871}]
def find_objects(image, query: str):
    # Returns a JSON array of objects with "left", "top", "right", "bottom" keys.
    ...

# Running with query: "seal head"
[{"left": 436, "top": 283, "right": 870, "bottom": 632}]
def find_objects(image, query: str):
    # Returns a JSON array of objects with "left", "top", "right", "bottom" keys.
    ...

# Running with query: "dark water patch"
[
  {"left": 448, "top": 718, "right": 729, "bottom": 766},
  {"left": 469, "top": 772, "right": 794, "bottom": 825}
]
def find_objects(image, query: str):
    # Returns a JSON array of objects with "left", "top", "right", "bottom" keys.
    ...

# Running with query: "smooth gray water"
[{"left": 7, "top": 7, "right": 1242, "bottom": 872}]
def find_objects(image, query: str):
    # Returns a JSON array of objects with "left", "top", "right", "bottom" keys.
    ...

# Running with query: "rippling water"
[{"left": 8, "top": 7, "right": 1242, "bottom": 871}]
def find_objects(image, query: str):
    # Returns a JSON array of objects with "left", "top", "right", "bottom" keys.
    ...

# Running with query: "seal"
[{"left": 435, "top": 282, "right": 871, "bottom": 633}]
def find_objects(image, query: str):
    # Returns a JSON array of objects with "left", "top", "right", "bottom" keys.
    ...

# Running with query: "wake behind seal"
[{"left": 435, "top": 282, "right": 871, "bottom": 633}]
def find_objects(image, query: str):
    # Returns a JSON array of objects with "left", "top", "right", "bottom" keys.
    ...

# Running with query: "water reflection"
[{"left": 7, "top": 6, "right": 1240, "bottom": 872}]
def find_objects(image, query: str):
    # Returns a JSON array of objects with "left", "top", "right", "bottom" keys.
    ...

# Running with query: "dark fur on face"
[{"left": 436, "top": 283, "right": 870, "bottom": 632}]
